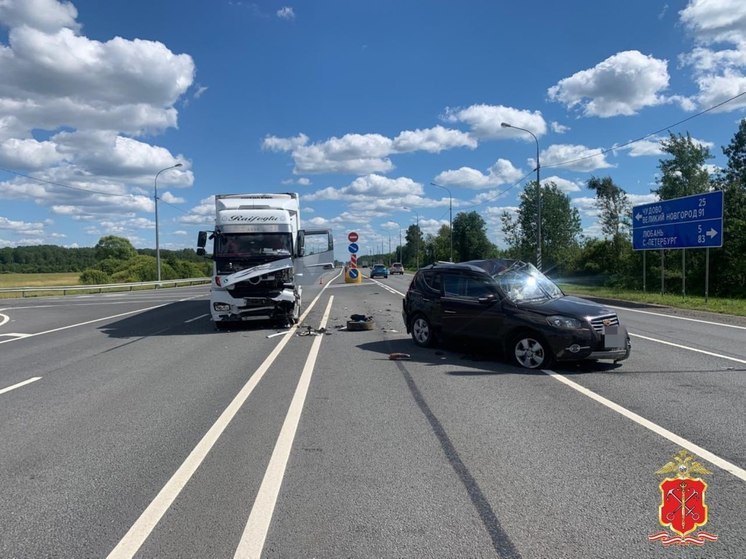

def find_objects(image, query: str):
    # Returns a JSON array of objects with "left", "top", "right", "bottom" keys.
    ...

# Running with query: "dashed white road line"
[
  {"left": 106, "top": 277, "right": 338, "bottom": 559},
  {"left": 184, "top": 314, "right": 209, "bottom": 323},
  {"left": 233, "top": 295, "right": 335, "bottom": 558},
  {"left": 0, "top": 377, "right": 42, "bottom": 396},
  {"left": 545, "top": 370, "right": 746, "bottom": 482}
]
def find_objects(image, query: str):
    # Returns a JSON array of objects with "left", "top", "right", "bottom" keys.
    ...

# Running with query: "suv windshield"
[{"left": 492, "top": 262, "right": 563, "bottom": 302}]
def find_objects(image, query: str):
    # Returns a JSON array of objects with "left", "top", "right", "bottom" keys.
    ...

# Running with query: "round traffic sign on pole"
[
  {"left": 348, "top": 242, "right": 359, "bottom": 253},
  {"left": 348, "top": 268, "right": 359, "bottom": 279},
  {"left": 348, "top": 231, "right": 359, "bottom": 243}
]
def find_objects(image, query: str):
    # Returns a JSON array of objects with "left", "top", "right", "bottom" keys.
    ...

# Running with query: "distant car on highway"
[
  {"left": 390, "top": 262, "right": 404, "bottom": 275},
  {"left": 370, "top": 264, "right": 389, "bottom": 278},
  {"left": 402, "top": 259, "right": 631, "bottom": 369}
]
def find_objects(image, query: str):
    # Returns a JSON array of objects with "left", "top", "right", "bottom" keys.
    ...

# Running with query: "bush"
[{"left": 80, "top": 269, "right": 111, "bottom": 285}]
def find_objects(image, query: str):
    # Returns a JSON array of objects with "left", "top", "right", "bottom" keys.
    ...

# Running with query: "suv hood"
[{"left": 516, "top": 295, "right": 614, "bottom": 318}]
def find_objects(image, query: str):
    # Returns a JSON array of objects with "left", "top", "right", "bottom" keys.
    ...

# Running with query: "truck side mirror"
[
  {"left": 296, "top": 231, "right": 305, "bottom": 257},
  {"left": 197, "top": 231, "right": 207, "bottom": 248},
  {"left": 196, "top": 248, "right": 206, "bottom": 256}
]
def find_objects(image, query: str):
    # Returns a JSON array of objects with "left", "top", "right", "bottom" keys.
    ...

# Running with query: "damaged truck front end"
[{"left": 211, "top": 257, "right": 300, "bottom": 328}]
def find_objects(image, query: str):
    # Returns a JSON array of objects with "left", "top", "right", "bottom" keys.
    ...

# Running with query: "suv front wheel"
[
  {"left": 511, "top": 333, "right": 552, "bottom": 369},
  {"left": 411, "top": 314, "right": 435, "bottom": 347}
]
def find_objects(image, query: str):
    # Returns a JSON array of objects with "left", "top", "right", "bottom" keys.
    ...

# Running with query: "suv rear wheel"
[
  {"left": 411, "top": 314, "right": 435, "bottom": 347},
  {"left": 511, "top": 333, "right": 552, "bottom": 369}
]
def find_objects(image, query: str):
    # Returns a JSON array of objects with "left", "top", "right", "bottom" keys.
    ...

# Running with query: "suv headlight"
[{"left": 547, "top": 315, "right": 582, "bottom": 329}]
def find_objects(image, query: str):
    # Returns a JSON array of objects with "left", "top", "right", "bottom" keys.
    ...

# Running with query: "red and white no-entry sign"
[{"left": 348, "top": 231, "right": 359, "bottom": 243}]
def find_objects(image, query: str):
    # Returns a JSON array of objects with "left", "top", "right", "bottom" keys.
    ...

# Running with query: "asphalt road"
[{"left": 1, "top": 273, "right": 744, "bottom": 558}]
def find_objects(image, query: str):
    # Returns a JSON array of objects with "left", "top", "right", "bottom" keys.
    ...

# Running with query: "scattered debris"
[
  {"left": 388, "top": 352, "right": 411, "bottom": 360},
  {"left": 347, "top": 314, "right": 375, "bottom": 331},
  {"left": 297, "top": 325, "right": 329, "bottom": 336},
  {"left": 266, "top": 331, "right": 288, "bottom": 338}
]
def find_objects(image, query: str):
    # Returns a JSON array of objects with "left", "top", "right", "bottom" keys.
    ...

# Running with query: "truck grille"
[{"left": 590, "top": 314, "right": 619, "bottom": 333}]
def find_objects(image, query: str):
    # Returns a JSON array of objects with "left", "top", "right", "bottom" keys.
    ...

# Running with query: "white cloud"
[
  {"left": 434, "top": 158, "right": 523, "bottom": 189},
  {"left": 161, "top": 192, "right": 185, "bottom": 204},
  {"left": 0, "top": 0, "right": 79, "bottom": 33},
  {"left": 543, "top": 176, "right": 582, "bottom": 193},
  {"left": 551, "top": 122, "right": 570, "bottom": 134},
  {"left": 277, "top": 7, "right": 295, "bottom": 20},
  {"left": 392, "top": 125, "right": 477, "bottom": 153},
  {"left": 0, "top": 0, "right": 195, "bottom": 225},
  {"left": 680, "top": 0, "right": 746, "bottom": 46},
  {"left": 266, "top": 127, "right": 476, "bottom": 175},
  {"left": 0, "top": 215, "right": 47, "bottom": 234},
  {"left": 262, "top": 133, "right": 309, "bottom": 152},
  {"left": 306, "top": 174, "right": 423, "bottom": 201},
  {"left": 0, "top": 137, "right": 64, "bottom": 169},
  {"left": 444, "top": 104, "right": 547, "bottom": 139},
  {"left": 678, "top": 1, "right": 746, "bottom": 112},
  {"left": 540, "top": 144, "right": 614, "bottom": 172},
  {"left": 548, "top": 50, "right": 670, "bottom": 117}
]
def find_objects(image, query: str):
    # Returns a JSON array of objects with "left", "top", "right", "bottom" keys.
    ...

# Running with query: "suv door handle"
[{"left": 444, "top": 310, "right": 457, "bottom": 314}]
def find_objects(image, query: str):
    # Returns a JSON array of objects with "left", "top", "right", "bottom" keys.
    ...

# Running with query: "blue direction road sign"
[
  {"left": 348, "top": 268, "right": 359, "bottom": 279},
  {"left": 632, "top": 191, "right": 723, "bottom": 250},
  {"left": 348, "top": 242, "right": 359, "bottom": 253}
]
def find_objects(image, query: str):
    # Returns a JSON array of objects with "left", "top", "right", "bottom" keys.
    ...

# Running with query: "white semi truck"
[{"left": 196, "top": 193, "right": 333, "bottom": 329}]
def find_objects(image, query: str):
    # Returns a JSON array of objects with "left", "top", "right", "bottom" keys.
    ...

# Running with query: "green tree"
[
  {"left": 94, "top": 236, "right": 137, "bottom": 261},
  {"left": 654, "top": 132, "right": 713, "bottom": 200},
  {"left": 714, "top": 119, "right": 746, "bottom": 296},
  {"left": 587, "top": 176, "right": 631, "bottom": 239},
  {"left": 586, "top": 176, "right": 633, "bottom": 278},
  {"left": 403, "top": 223, "right": 424, "bottom": 269},
  {"left": 451, "top": 211, "right": 494, "bottom": 262},
  {"left": 652, "top": 132, "right": 714, "bottom": 295},
  {"left": 430, "top": 224, "right": 452, "bottom": 262},
  {"left": 501, "top": 181, "right": 582, "bottom": 273}
]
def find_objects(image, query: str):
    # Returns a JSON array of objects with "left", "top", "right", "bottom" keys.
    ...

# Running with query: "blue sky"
[{"left": 1, "top": 0, "right": 745, "bottom": 262}]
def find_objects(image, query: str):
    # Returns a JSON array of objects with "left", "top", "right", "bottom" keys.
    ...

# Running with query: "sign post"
[
  {"left": 345, "top": 231, "right": 362, "bottom": 284},
  {"left": 632, "top": 191, "right": 723, "bottom": 297}
]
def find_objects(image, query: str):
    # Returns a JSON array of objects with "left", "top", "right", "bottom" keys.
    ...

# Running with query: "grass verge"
[{"left": 559, "top": 284, "right": 746, "bottom": 317}]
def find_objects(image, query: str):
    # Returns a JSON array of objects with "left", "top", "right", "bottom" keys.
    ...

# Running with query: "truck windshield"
[{"left": 215, "top": 233, "right": 292, "bottom": 257}]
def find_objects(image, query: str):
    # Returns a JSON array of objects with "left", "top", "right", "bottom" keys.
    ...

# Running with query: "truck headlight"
[
  {"left": 213, "top": 303, "right": 230, "bottom": 311},
  {"left": 547, "top": 315, "right": 582, "bottom": 329}
]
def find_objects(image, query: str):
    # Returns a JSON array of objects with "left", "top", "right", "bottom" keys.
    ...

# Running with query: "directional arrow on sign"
[
  {"left": 635, "top": 212, "right": 643, "bottom": 221},
  {"left": 706, "top": 228, "right": 718, "bottom": 239}
]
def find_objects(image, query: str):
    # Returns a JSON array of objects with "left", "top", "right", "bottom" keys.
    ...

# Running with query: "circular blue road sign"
[
  {"left": 348, "top": 242, "right": 359, "bottom": 253},
  {"left": 348, "top": 268, "right": 359, "bottom": 279}
]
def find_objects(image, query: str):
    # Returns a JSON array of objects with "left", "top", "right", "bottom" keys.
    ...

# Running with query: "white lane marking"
[
  {"left": 0, "top": 377, "right": 42, "bottom": 396},
  {"left": 630, "top": 333, "right": 746, "bottom": 365},
  {"left": 184, "top": 314, "right": 209, "bottom": 323},
  {"left": 0, "top": 333, "right": 31, "bottom": 341},
  {"left": 609, "top": 305, "right": 746, "bottom": 331},
  {"left": 234, "top": 296, "right": 335, "bottom": 558},
  {"left": 106, "top": 279, "right": 338, "bottom": 559},
  {"left": 0, "top": 296, "right": 204, "bottom": 346},
  {"left": 545, "top": 370, "right": 746, "bottom": 482},
  {"left": 0, "top": 312, "right": 9, "bottom": 327},
  {"left": 368, "top": 278, "right": 406, "bottom": 297}
]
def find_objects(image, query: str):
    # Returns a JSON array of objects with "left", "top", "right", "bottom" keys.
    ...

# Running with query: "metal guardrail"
[{"left": 0, "top": 278, "right": 211, "bottom": 298}]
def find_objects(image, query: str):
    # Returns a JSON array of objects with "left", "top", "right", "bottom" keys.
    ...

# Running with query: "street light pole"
[
  {"left": 415, "top": 211, "right": 420, "bottom": 269},
  {"left": 501, "top": 122, "right": 541, "bottom": 271},
  {"left": 431, "top": 182, "right": 453, "bottom": 261},
  {"left": 154, "top": 163, "right": 183, "bottom": 282}
]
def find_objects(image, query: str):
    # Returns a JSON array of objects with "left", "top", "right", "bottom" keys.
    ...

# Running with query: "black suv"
[{"left": 402, "top": 259, "right": 631, "bottom": 369}]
